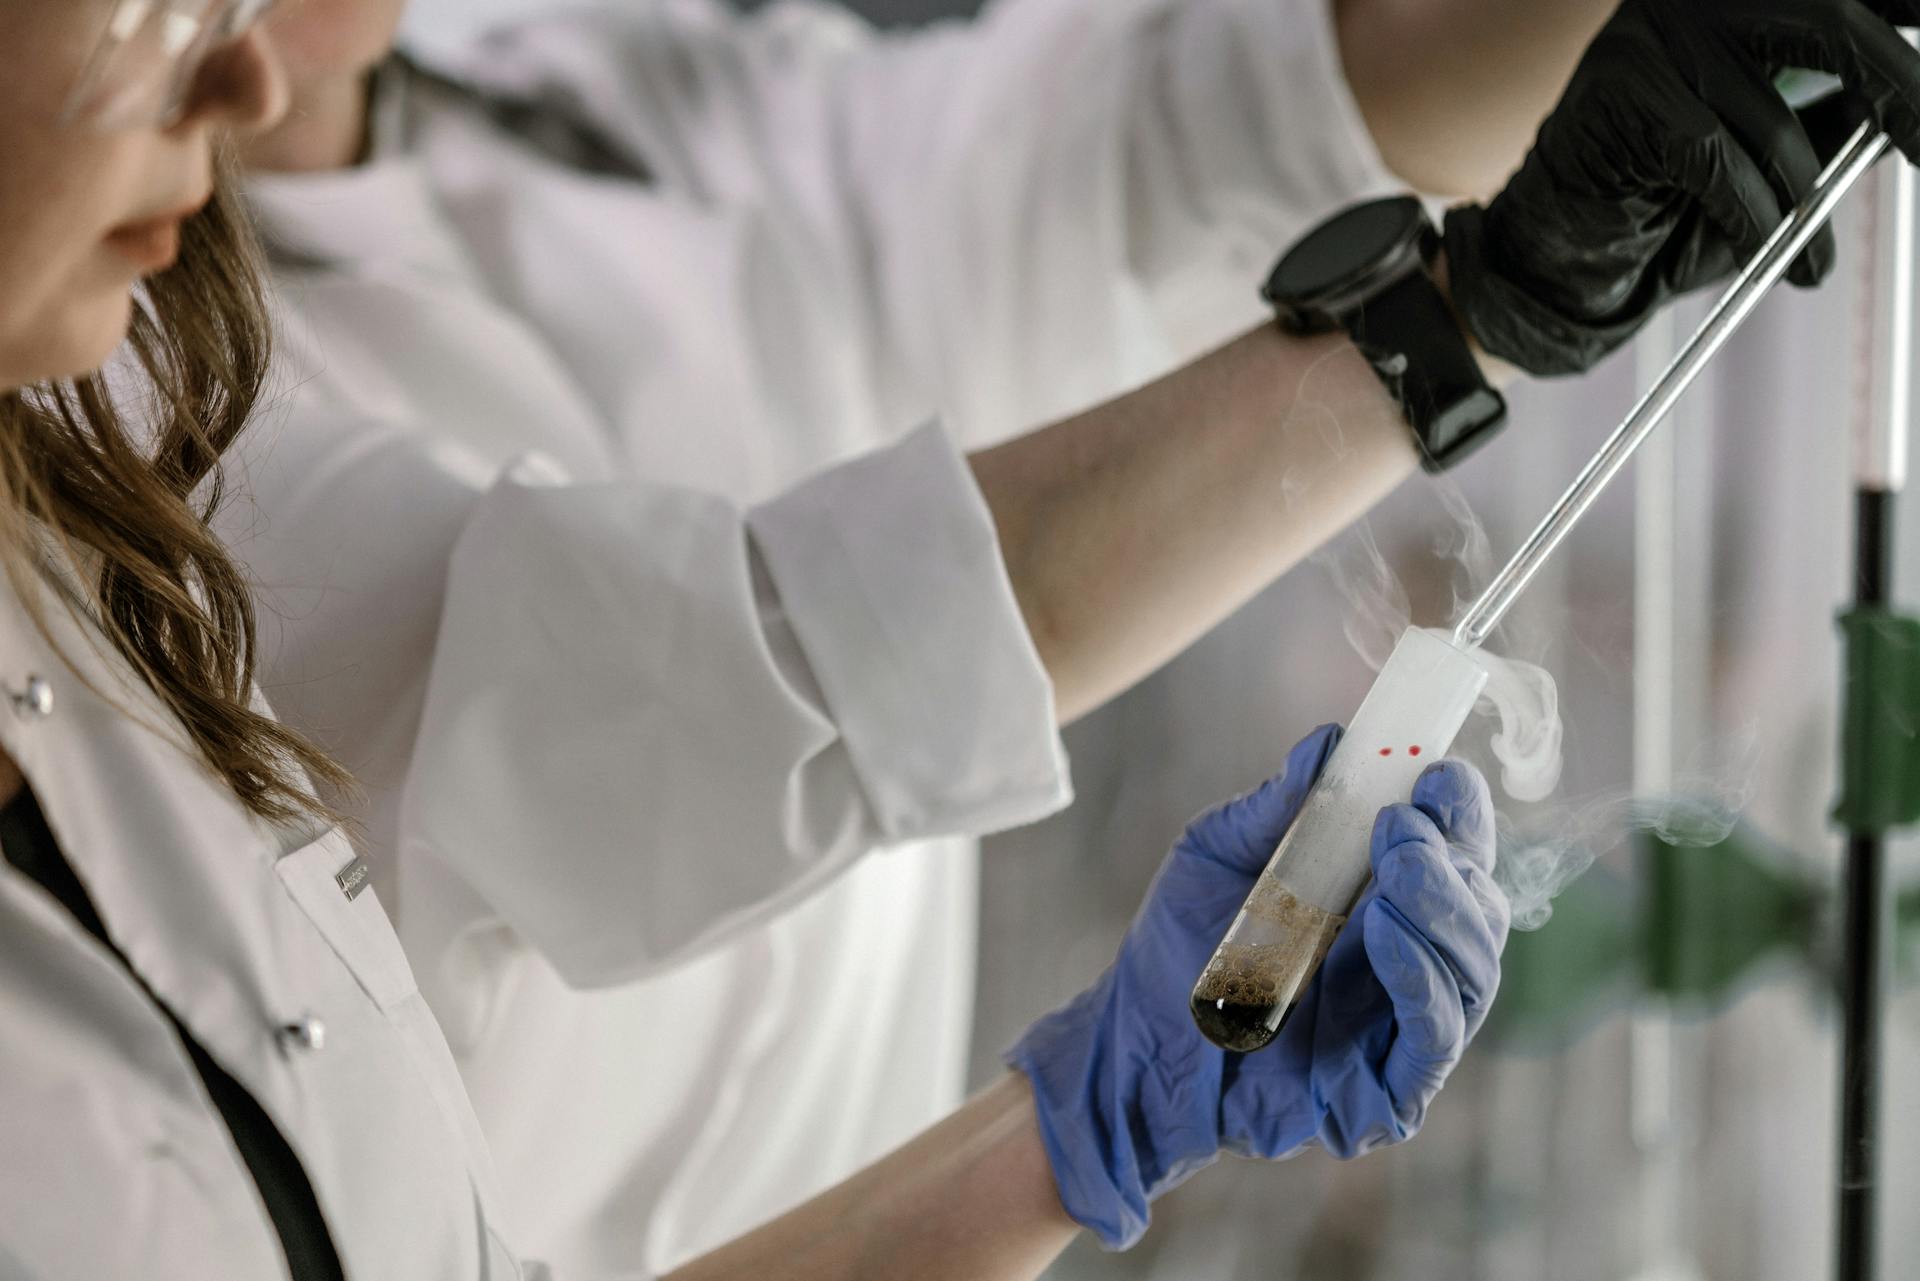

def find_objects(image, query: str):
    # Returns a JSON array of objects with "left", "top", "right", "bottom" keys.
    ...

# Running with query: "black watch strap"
[{"left": 1348, "top": 272, "right": 1507, "bottom": 473}]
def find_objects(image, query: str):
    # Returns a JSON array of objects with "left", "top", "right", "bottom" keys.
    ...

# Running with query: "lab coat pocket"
[{"left": 275, "top": 834, "right": 419, "bottom": 1011}]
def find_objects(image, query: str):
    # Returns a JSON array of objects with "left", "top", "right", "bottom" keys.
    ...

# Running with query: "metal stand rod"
[
  {"left": 1838, "top": 490, "right": 1893, "bottom": 1281},
  {"left": 1455, "top": 126, "right": 1889, "bottom": 651},
  {"left": 1834, "top": 135, "right": 1912, "bottom": 1281}
]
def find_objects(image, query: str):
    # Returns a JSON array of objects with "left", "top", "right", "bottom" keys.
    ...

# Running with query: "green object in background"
[
  {"left": 1901, "top": 886, "right": 1920, "bottom": 974},
  {"left": 1833, "top": 608, "right": 1920, "bottom": 833},
  {"left": 1489, "top": 826, "right": 1820, "bottom": 1045},
  {"left": 1641, "top": 825, "right": 1814, "bottom": 1000},
  {"left": 1489, "top": 825, "right": 1920, "bottom": 1047},
  {"left": 1488, "top": 605, "right": 1920, "bottom": 1044},
  {"left": 1486, "top": 869, "right": 1636, "bottom": 1043}
]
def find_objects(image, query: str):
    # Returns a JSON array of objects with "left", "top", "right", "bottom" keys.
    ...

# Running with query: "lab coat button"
[
  {"left": 7, "top": 675, "right": 52, "bottom": 720},
  {"left": 276, "top": 1014, "right": 328, "bottom": 1053}
]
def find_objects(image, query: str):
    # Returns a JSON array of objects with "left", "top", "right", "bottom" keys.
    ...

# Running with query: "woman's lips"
[
  {"left": 104, "top": 191, "right": 207, "bottom": 274},
  {"left": 104, "top": 215, "right": 185, "bottom": 273}
]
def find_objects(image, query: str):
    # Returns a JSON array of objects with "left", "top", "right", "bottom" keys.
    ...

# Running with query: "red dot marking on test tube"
[
  {"left": 1409, "top": 746, "right": 1422, "bottom": 756},
  {"left": 1379, "top": 747, "right": 1392, "bottom": 756}
]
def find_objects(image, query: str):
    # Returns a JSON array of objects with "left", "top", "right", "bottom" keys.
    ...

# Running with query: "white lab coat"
[
  {"left": 0, "top": 568, "right": 614, "bottom": 1280},
  {"left": 228, "top": 0, "right": 1395, "bottom": 1271}
]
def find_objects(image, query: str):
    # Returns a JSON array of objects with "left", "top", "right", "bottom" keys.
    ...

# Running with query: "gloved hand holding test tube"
[
  {"left": 1191, "top": 628, "right": 1490, "bottom": 1050},
  {"left": 1192, "top": 123, "right": 1892, "bottom": 1053}
]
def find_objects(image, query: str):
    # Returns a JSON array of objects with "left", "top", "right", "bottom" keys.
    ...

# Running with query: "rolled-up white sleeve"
[
  {"left": 747, "top": 423, "right": 1067, "bottom": 839},
  {"left": 392, "top": 420, "right": 1068, "bottom": 990}
]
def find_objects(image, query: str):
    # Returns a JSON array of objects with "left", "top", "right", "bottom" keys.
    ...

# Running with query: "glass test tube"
[{"left": 1190, "top": 627, "right": 1489, "bottom": 1052}]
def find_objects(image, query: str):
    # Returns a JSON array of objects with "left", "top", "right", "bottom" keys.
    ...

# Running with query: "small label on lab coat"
[{"left": 334, "top": 856, "right": 371, "bottom": 902}]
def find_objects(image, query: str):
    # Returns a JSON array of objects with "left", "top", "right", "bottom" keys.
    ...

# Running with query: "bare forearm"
[
  {"left": 972, "top": 324, "right": 1420, "bottom": 724},
  {"left": 1334, "top": 0, "right": 1614, "bottom": 198},
  {"left": 665, "top": 1074, "right": 1077, "bottom": 1281}
]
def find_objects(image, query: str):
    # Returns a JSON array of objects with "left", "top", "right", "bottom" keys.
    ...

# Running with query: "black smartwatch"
[{"left": 1263, "top": 196, "right": 1506, "bottom": 473}]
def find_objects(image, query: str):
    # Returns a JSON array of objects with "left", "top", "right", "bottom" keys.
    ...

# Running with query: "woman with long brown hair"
[
  {"left": 0, "top": 4, "right": 1502, "bottom": 1278},
  {"left": 0, "top": 4, "right": 450, "bottom": 1275}
]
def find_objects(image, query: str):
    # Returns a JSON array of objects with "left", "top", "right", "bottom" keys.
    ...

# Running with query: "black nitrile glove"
[{"left": 1445, "top": 0, "right": 1920, "bottom": 377}]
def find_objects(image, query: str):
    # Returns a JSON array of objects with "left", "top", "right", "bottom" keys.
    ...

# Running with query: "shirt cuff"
[{"left": 747, "top": 422, "right": 1072, "bottom": 840}]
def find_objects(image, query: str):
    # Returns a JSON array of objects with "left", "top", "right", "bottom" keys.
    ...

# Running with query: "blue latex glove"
[{"left": 1006, "top": 725, "right": 1510, "bottom": 1249}]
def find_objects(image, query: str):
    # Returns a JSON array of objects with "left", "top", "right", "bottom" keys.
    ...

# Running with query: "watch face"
[{"left": 1267, "top": 196, "right": 1428, "bottom": 307}]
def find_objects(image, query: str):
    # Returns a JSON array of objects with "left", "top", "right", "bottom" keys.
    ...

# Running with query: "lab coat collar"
[{"left": 246, "top": 60, "right": 476, "bottom": 286}]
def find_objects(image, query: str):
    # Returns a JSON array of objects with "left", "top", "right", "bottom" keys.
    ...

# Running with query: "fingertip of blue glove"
[
  {"left": 1369, "top": 802, "right": 1445, "bottom": 873},
  {"left": 1410, "top": 758, "right": 1487, "bottom": 812},
  {"left": 1254, "top": 721, "right": 1344, "bottom": 829},
  {"left": 1194, "top": 723, "right": 1344, "bottom": 855},
  {"left": 1292, "top": 722, "right": 1344, "bottom": 777},
  {"left": 1277, "top": 723, "right": 1343, "bottom": 806},
  {"left": 1177, "top": 722, "right": 1345, "bottom": 896},
  {"left": 1410, "top": 760, "right": 1495, "bottom": 849}
]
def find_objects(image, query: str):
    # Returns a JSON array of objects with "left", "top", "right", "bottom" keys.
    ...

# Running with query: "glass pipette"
[{"left": 1453, "top": 123, "right": 1890, "bottom": 649}]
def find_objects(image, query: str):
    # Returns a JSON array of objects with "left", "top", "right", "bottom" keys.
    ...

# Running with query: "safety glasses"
[{"left": 63, "top": 0, "right": 281, "bottom": 131}]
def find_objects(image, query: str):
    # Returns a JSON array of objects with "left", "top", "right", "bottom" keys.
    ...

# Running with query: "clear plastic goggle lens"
[{"left": 63, "top": 0, "right": 277, "bottom": 131}]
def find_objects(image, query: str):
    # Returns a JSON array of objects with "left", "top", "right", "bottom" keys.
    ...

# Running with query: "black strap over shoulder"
[
  {"left": 398, "top": 52, "right": 656, "bottom": 182},
  {"left": 0, "top": 789, "right": 346, "bottom": 1281}
]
